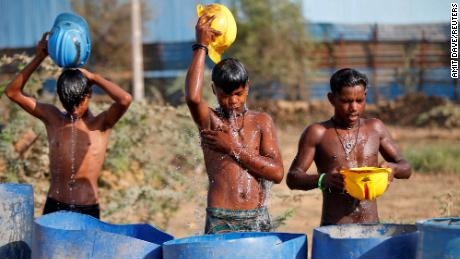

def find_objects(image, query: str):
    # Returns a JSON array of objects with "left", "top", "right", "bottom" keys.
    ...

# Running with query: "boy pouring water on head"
[
  {"left": 186, "top": 15, "right": 284, "bottom": 234},
  {"left": 5, "top": 33, "right": 132, "bottom": 218}
]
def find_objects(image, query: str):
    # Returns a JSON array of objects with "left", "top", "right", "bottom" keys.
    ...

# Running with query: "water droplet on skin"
[
  {"left": 245, "top": 173, "right": 251, "bottom": 195},
  {"left": 261, "top": 180, "right": 273, "bottom": 207},
  {"left": 69, "top": 115, "right": 77, "bottom": 208},
  {"left": 363, "top": 156, "right": 369, "bottom": 166}
]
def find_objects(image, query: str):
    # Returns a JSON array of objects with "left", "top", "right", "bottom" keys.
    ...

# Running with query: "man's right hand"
[
  {"left": 195, "top": 15, "right": 222, "bottom": 46},
  {"left": 200, "top": 126, "right": 241, "bottom": 156},
  {"left": 322, "top": 170, "right": 345, "bottom": 192},
  {"left": 36, "top": 32, "right": 49, "bottom": 59},
  {"left": 78, "top": 68, "right": 95, "bottom": 84}
]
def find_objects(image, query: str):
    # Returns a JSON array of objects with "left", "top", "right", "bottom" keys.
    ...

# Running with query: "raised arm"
[
  {"left": 5, "top": 33, "right": 61, "bottom": 123},
  {"left": 80, "top": 69, "right": 132, "bottom": 129},
  {"left": 374, "top": 119, "right": 412, "bottom": 179},
  {"left": 185, "top": 15, "right": 221, "bottom": 129},
  {"left": 201, "top": 114, "right": 284, "bottom": 183}
]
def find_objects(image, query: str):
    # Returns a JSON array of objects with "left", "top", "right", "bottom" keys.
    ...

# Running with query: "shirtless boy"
[
  {"left": 186, "top": 15, "right": 284, "bottom": 233},
  {"left": 5, "top": 33, "right": 132, "bottom": 218},
  {"left": 287, "top": 68, "right": 411, "bottom": 225}
]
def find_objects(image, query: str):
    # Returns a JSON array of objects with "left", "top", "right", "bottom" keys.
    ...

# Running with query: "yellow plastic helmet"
[
  {"left": 196, "top": 3, "right": 237, "bottom": 63},
  {"left": 340, "top": 167, "right": 391, "bottom": 200}
]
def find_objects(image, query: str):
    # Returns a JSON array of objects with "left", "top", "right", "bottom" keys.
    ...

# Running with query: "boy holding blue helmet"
[{"left": 5, "top": 33, "right": 132, "bottom": 218}]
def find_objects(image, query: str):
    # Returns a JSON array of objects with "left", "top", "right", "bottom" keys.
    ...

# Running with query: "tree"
[
  {"left": 71, "top": 0, "right": 152, "bottom": 87},
  {"left": 228, "top": 0, "right": 314, "bottom": 100}
]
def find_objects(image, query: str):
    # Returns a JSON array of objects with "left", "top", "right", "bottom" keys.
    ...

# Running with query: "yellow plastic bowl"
[
  {"left": 340, "top": 167, "right": 391, "bottom": 200},
  {"left": 196, "top": 3, "right": 237, "bottom": 63}
]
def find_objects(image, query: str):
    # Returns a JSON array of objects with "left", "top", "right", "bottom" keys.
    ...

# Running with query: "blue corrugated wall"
[
  {"left": 0, "top": 0, "right": 72, "bottom": 48},
  {"left": 145, "top": 0, "right": 222, "bottom": 43},
  {"left": 0, "top": 0, "right": 224, "bottom": 48}
]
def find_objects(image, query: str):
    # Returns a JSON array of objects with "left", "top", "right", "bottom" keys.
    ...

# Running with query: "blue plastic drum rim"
[
  {"left": 314, "top": 223, "right": 418, "bottom": 240},
  {"left": 34, "top": 211, "right": 174, "bottom": 243},
  {"left": 417, "top": 217, "right": 460, "bottom": 230},
  {"left": 48, "top": 12, "right": 91, "bottom": 68},
  {"left": 163, "top": 232, "right": 306, "bottom": 246},
  {"left": 162, "top": 232, "right": 307, "bottom": 259}
]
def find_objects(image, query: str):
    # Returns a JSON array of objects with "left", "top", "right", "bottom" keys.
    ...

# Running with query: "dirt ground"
[{"left": 166, "top": 126, "right": 460, "bottom": 247}]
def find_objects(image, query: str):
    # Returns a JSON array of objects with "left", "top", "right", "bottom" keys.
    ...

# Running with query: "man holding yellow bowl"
[{"left": 286, "top": 68, "right": 412, "bottom": 226}]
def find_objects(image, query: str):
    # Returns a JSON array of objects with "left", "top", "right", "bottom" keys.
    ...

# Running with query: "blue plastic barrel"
[
  {"left": 312, "top": 224, "right": 418, "bottom": 259},
  {"left": 32, "top": 211, "right": 174, "bottom": 259},
  {"left": 416, "top": 218, "right": 460, "bottom": 259},
  {"left": 0, "top": 183, "right": 34, "bottom": 259},
  {"left": 162, "top": 232, "right": 307, "bottom": 259}
]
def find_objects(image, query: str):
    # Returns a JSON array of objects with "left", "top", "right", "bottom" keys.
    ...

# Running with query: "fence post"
[
  {"left": 417, "top": 30, "right": 426, "bottom": 93},
  {"left": 371, "top": 24, "right": 380, "bottom": 104}
]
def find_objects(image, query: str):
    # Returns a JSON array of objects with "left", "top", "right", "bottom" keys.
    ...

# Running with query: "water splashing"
[
  {"left": 227, "top": 109, "right": 252, "bottom": 200},
  {"left": 261, "top": 179, "right": 273, "bottom": 207},
  {"left": 363, "top": 156, "right": 369, "bottom": 167},
  {"left": 69, "top": 114, "right": 76, "bottom": 208}
]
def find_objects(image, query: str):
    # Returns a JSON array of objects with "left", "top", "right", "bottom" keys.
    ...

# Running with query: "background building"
[{"left": 0, "top": 0, "right": 455, "bottom": 102}]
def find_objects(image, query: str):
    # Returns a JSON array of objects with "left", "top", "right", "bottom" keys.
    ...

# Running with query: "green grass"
[
  {"left": 401, "top": 141, "right": 460, "bottom": 173},
  {"left": 272, "top": 208, "right": 295, "bottom": 230}
]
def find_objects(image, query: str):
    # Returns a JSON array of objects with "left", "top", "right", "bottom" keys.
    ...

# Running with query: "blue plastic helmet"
[{"left": 48, "top": 13, "right": 91, "bottom": 68}]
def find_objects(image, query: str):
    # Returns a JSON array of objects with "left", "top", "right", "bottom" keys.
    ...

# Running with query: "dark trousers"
[{"left": 43, "top": 196, "right": 100, "bottom": 219}]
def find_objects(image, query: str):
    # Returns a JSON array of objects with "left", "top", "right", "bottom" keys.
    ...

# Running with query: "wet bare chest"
[
  {"left": 210, "top": 114, "right": 262, "bottom": 151},
  {"left": 317, "top": 130, "right": 380, "bottom": 168}
]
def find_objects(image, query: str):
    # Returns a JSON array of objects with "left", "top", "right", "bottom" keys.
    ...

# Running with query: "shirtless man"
[
  {"left": 287, "top": 68, "right": 411, "bottom": 225},
  {"left": 186, "top": 15, "right": 284, "bottom": 233},
  {"left": 5, "top": 33, "right": 132, "bottom": 218}
]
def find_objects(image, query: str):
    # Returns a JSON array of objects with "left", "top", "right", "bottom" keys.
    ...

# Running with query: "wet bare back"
[
  {"left": 8, "top": 91, "right": 129, "bottom": 206},
  {"left": 46, "top": 111, "right": 111, "bottom": 205},
  {"left": 5, "top": 34, "right": 132, "bottom": 206}
]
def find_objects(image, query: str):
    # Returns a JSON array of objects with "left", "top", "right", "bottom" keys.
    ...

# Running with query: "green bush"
[
  {"left": 98, "top": 103, "right": 205, "bottom": 227},
  {"left": 402, "top": 142, "right": 460, "bottom": 173},
  {"left": 416, "top": 103, "right": 460, "bottom": 128},
  {"left": 0, "top": 54, "right": 206, "bottom": 228}
]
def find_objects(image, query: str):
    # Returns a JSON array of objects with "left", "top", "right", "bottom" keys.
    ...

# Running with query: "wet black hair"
[
  {"left": 56, "top": 69, "right": 91, "bottom": 113},
  {"left": 330, "top": 68, "right": 368, "bottom": 94},
  {"left": 212, "top": 58, "right": 249, "bottom": 95}
]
